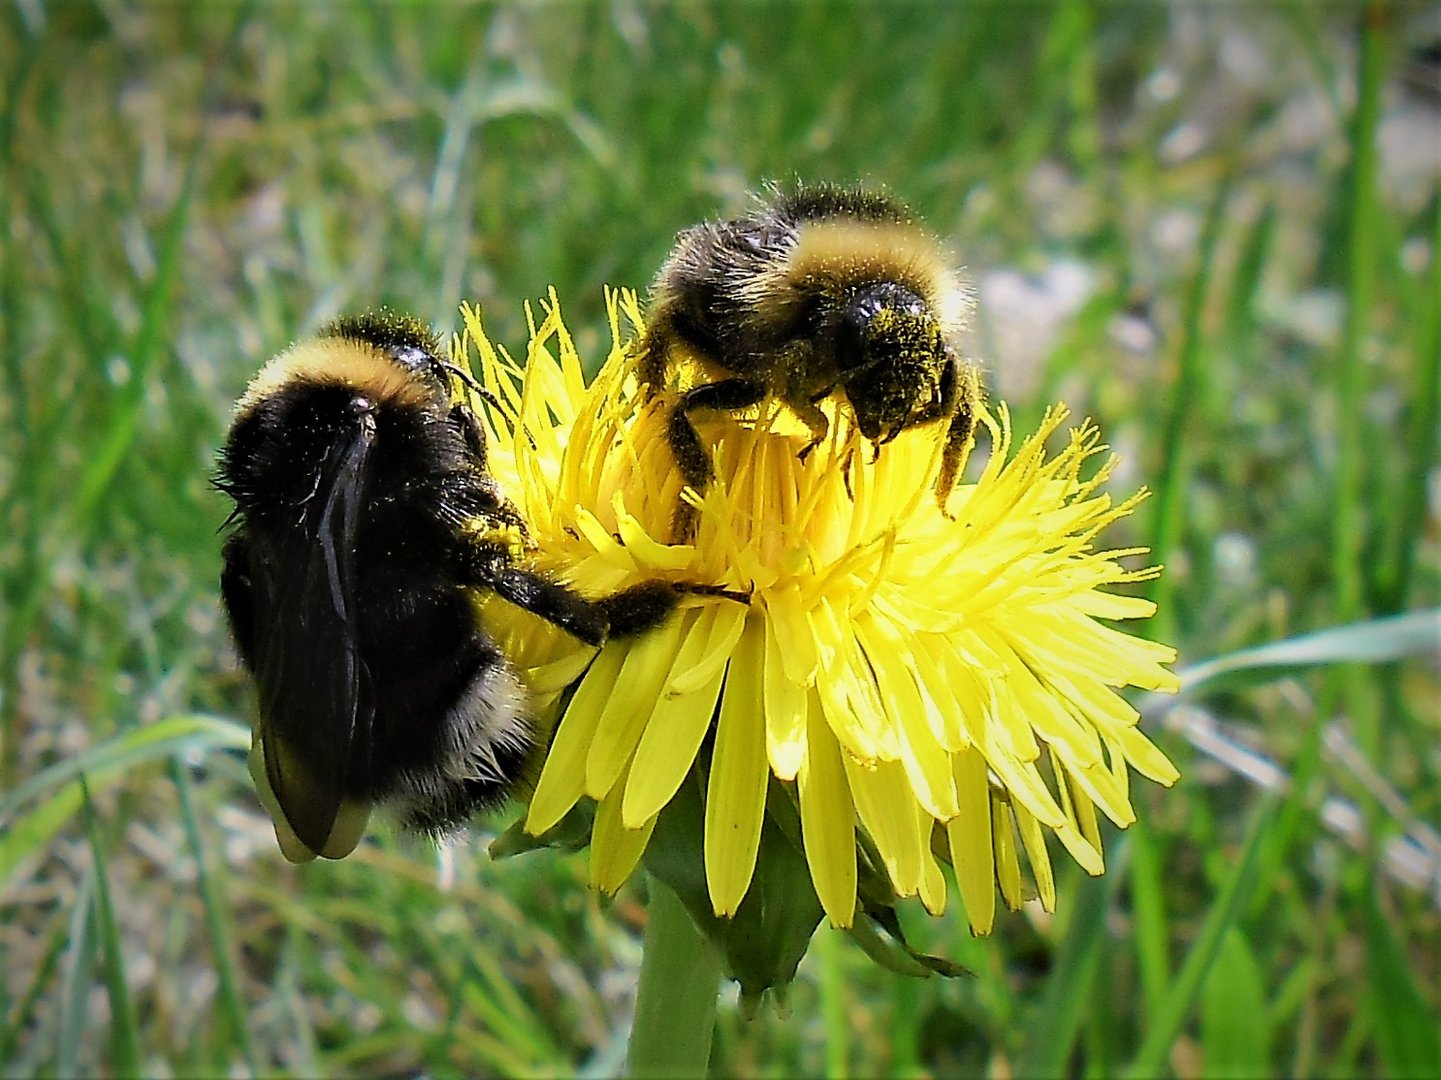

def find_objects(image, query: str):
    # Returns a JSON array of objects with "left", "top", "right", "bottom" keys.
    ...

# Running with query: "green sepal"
[
  {"left": 489, "top": 802, "right": 596, "bottom": 859},
  {"left": 764, "top": 774, "right": 971, "bottom": 982},
  {"left": 847, "top": 900, "right": 973, "bottom": 980},
  {"left": 643, "top": 771, "right": 825, "bottom": 1014}
]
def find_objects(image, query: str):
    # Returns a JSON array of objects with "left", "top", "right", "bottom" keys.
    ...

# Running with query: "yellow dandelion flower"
[{"left": 454, "top": 289, "right": 1179, "bottom": 935}]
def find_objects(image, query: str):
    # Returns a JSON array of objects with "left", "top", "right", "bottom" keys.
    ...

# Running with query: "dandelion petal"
[
  {"left": 622, "top": 609, "right": 731, "bottom": 828},
  {"left": 798, "top": 700, "right": 858, "bottom": 928},
  {"left": 705, "top": 618, "right": 769, "bottom": 916},
  {"left": 948, "top": 747, "right": 996, "bottom": 934}
]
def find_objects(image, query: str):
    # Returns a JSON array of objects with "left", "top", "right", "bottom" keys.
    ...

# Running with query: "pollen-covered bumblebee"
[
  {"left": 217, "top": 312, "right": 696, "bottom": 862},
  {"left": 640, "top": 184, "right": 980, "bottom": 538}
]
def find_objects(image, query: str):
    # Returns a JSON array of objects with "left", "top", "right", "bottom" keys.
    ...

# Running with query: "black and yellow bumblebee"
[
  {"left": 639, "top": 184, "right": 980, "bottom": 538},
  {"left": 217, "top": 312, "right": 703, "bottom": 861}
]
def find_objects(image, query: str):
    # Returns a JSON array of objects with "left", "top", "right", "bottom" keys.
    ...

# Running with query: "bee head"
[
  {"left": 837, "top": 282, "right": 949, "bottom": 444},
  {"left": 221, "top": 326, "right": 454, "bottom": 524},
  {"left": 325, "top": 312, "right": 455, "bottom": 404}
]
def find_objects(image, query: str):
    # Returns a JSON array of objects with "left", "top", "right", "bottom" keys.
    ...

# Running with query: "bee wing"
[{"left": 247, "top": 423, "right": 378, "bottom": 856}]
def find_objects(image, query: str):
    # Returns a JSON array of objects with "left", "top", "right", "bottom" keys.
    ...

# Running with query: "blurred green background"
[{"left": 2, "top": 3, "right": 1437, "bottom": 1076}]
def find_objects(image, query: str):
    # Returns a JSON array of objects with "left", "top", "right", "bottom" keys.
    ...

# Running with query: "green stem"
[
  {"left": 817, "top": 927, "right": 849, "bottom": 1078},
  {"left": 628, "top": 874, "right": 722, "bottom": 1079}
]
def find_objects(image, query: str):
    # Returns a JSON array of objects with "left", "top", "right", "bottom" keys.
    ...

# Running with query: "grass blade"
[
  {"left": 1331, "top": 0, "right": 1387, "bottom": 628},
  {"left": 78, "top": 777, "right": 141, "bottom": 1076},
  {"left": 0, "top": 713, "right": 248, "bottom": 820},
  {"left": 1, "top": 781, "right": 88, "bottom": 893},
  {"left": 1165, "top": 610, "right": 1439, "bottom": 700},
  {"left": 1363, "top": 887, "right": 1441, "bottom": 1077},
  {"left": 0, "top": 915, "right": 67, "bottom": 1065},
  {"left": 55, "top": 870, "right": 97, "bottom": 1079},
  {"left": 1200, "top": 928, "right": 1270, "bottom": 1078},
  {"left": 1146, "top": 174, "right": 1233, "bottom": 643},
  {"left": 1016, "top": 847, "right": 1129, "bottom": 1079},
  {"left": 1125, "top": 794, "right": 1277, "bottom": 1079},
  {"left": 170, "top": 756, "right": 259, "bottom": 1076}
]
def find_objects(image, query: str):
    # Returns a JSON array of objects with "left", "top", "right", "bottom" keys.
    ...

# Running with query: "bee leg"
[
  {"left": 637, "top": 333, "right": 669, "bottom": 397},
  {"left": 446, "top": 369, "right": 541, "bottom": 457},
  {"left": 934, "top": 361, "right": 980, "bottom": 517},
  {"left": 461, "top": 537, "right": 718, "bottom": 646},
  {"left": 220, "top": 531, "right": 258, "bottom": 671},
  {"left": 450, "top": 399, "right": 490, "bottom": 468},
  {"left": 668, "top": 378, "right": 767, "bottom": 540},
  {"left": 640, "top": 304, "right": 718, "bottom": 396},
  {"left": 587, "top": 580, "right": 752, "bottom": 638},
  {"left": 595, "top": 580, "right": 689, "bottom": 638},
  {"left": 795, "top": 396, "right": 831, "bottom": 462},
  {"left": 464, "top": 544, "right": 612, "bottom": 647},
  {"left": 440, "top": 472, "right": 530, "bottom": 535}
]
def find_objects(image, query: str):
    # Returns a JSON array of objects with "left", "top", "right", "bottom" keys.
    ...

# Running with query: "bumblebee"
[
  {"left": 217, "top": 312, "right": 696, "bottom": 862},
  {"left": 639, "top": 184, "right": 980, "bottom": 538}
]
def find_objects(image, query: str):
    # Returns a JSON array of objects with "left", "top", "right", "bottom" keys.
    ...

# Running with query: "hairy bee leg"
[
  {"left": 912, "top": 345, "right": 964, "bottom": 430},
  {"left": 596, "top": 578, "right": 754, "bottom": 641},
  {"left": 437, "top": 471, "right": 529, "bottom": 534},
  {"left": 934, "top": 364, "right": 980, "bottom": 517},
  {"left": 596, "top": 581, "right": 688, "bottom": 638},
  {"left": 667, "top": 377, "right": 767, "bottom": 539},
  {"left": 637, "top": 335, "right": 668, "bottom": 396},
  {"left": 470, "top": 556, "right": 745, "bottom": 648},
  {"left": 492, "top": 563, "right": 613, "bottom": 647},
  {"left": 600, "top": 580, "right": 753, "bottom": 634},
  {"left": 794, "top": 397, "right": 831, "bottom": 462}
]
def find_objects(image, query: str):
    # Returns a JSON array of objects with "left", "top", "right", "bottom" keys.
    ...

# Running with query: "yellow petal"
[
  {"left": 984, "top": 749, "right": 1066, "bottom": 829},
  {"left": 665, "top": 602, "right": 747, "bottom": 696},
  {"left": 573, "top": 507, "right": 641, "bottom": 574},
  {"left": 591, "top": 766, "right": 657, "bottom": 894},
  {"left": 844, "top": 756, "right": 923, "bottom": 898},
  {"left": 1074, "top": 590, "right": 1158, "bottom": 620},
  {"left": 1052, "top": 766, "right": 1105, "bottom": 875},
  {"left": 1013, "top": 801, "right": 1056, "bottom": 912},
  {"left": 613, "top": 503, "right": 696, "bottom": 572},
  {"left": 906, "top": 632, "right": 970, "bottom": 753},
  {"left": 992, "top": 798, "right": 1025, "bottom": 911},
  {"left": 586, "top": 616, "right": 686, "bottom": 799},
  {"left": 1068, "top": 759, "right": 1137, "bottom": 828},
  {"left": 526, "top": 644, "right": 627, "bottom": 834},
  {"left": 763, "top": 614, "right": 809, "bottom": 781},
  {"left": 916, "top": 809, "right": 948, "bottom": 917},
  {"left": 765, "top": 586, "right": 820, "bottom": 687},
  {"left": 797, "top": 699, "right": 858, "bottom": 928},
  {"left": 622, "top": 608, "right": 733, "bottom": 828},
  {"left": 1110, "top": 724, "right": 1182, "bottom": 786},
  {"left": 996, "top": 640, "right": 1104, "bottom": 769},
  {"left": 947, "top": 747, "right": 996, "bottom": 935},
  {"left": 811, "top": 598, "right": 886, "bottom": 763},
  {"left": 1065, "top": 767, "right": 1105, "bottom": 856},
  {"left": 855, "top": 615, "right": 958, "bottom": 819},
  {"left": 704, "top": 618, "right": 769, "bottom": 916}
]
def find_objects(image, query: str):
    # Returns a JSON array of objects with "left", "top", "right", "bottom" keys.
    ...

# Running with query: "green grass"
[{"left": 3, "top": 2, "right": 1438, "bottom": 1076}]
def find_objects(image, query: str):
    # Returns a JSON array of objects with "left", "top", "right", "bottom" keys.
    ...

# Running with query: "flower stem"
[{"left": 628, "top": 874, "right": 722, "bottom": 1078}]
